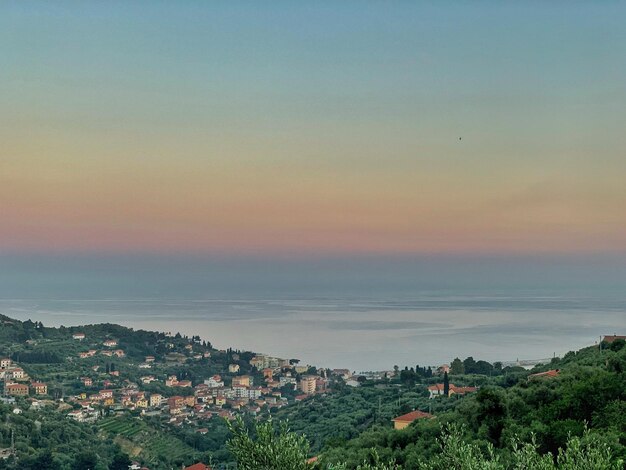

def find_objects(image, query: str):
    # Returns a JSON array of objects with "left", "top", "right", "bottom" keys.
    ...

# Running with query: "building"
[
  {"left": 81, "top": 377, "right": 93, "bottom": 386},
  {"left": 103, "top": 339, "right": 118, "bottom": 347},
  {"left": 427, "top": 383, "right": 478, "bottom": 398},
  {"left": 73, "top": 333, "right": 86, "bottom": 340},
  {"left": 279, "top": 376, "right": 297, "bottom": 387},
  {"left": 168, "top": 396, "right": 185, "bottom": 410},
  {"left": 602, "top": 335, "right": 626, "bottom": 344},
  {"left": 31, "top": 382, "right": 48, "bottom": 395},
  {"left": 5, "top": 383, "right": 29, "bottom": 396},
  {"left": 150, "top": 394, "right": 163, "bottom": 407},
  {"left": 205, "top": 375, "right": 224, "bottom": 388},
  {"left": 183, "top": 463, "right": 211, "bottom": 470},
  {"left": 262, "top": 368, "right": 274, "bottom": 380},
  {"left": 392, "top": 410, "right": 433, "bottom": 430},
  {"left": 145, "top": 355, "right": 156, "bottom": 362},
  {"left": 448, "top": 386, "right": 478, "bottom": 397},
  {"left": 299, "top": 375, "right": 317, "bottom": 395},
  {"left": 232, "top": 376, "right": 251, "bottom": 387},
  {"left": 228, "top": 364, "right": 240, "bottom": 373},
  {"left": 528, "top": 369, "right": 560, "bottom": 381},
  {"left": 332, "top": 369, "right": 351, "bottom": 378},
  {"left": 9, "top": 368, "right": 25, "bottom": 380},
  {"left": 0, "top": 358, "right": 11, "bottom": 369}
]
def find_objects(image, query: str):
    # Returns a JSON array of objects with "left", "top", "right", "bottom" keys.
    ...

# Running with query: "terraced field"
[
  {"left": 97, "top": 416, "right": 200, "bottom": 467},
  {"left": 97, "top": 416, "right": 146, "bottom": 437}
]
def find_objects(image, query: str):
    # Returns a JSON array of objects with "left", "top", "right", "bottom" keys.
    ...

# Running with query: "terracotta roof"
[
  {"left": 185, "top": 463, "right": 211, "bottom": 470},
  {"left": 603, "top": 335, "right": 626, "bottom": 343},
  {"left": 392, "top": 410, "right": 433, "bottom": 422},
  {"left": 528, "top": 369, "right": 560, "bottom": 379},
  {"left": 451, "top": 386, "right": 477, "bottom": 394}
]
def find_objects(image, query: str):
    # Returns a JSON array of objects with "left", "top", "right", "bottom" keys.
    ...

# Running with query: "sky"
[{"left": 1, "top": 1, "right": 626, "bottom": 257}]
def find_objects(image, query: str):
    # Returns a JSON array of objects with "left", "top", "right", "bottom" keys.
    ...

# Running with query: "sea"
[{"left": 1, "top": 254, "right": 624, "bottom": 371}]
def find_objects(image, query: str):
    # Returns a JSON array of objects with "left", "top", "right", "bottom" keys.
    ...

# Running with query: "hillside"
[
  {"left": 1, "top": 314, "right": 624, "bottom": 469},
  {"left": 314, "top": 343, "right": 626, "bottom": 468}
]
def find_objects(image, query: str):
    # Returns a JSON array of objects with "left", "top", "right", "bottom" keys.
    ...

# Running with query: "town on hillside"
[{"left": 1, "top": 315, "right": 622, "bottom": 469}]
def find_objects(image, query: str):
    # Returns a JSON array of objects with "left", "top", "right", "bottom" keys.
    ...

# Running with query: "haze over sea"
[{"left": 1, "top": 255, "right": 624, "bottom": 371}]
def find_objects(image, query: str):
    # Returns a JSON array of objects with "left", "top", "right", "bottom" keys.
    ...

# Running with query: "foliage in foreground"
[{"left": 226, "top": 420, "right": 624, "bottom": 470}]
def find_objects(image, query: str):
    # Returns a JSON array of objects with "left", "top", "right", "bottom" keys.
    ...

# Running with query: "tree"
[
  {"left": 443, "top": 371, "right": 449, "bottom": 397},
  {"left": 72, "top": 451, "right": 98, "bottom": 470},
  {"left": 226, "top": 417, "right": 312, "bottom": 470},
  {"left": 30, "top": 450, "right": 60, "bottom": 470},
  {"left": 450, "top": 358, "right": 465, "bottom": 375},
  {"left": 463, "top": 357, "right": 477, "bottom": 374},
  {"left": 110, "top": 453, "right": 132, "bottom": 470}
]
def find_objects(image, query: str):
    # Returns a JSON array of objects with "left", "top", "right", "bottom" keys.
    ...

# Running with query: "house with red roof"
[
  {"left": 528, "top": 369, "right": 560, "bottom": 381},
  {"left": 183, "top": 463, "right": 211, "bottom": 470},
  {"left": 392, "top": 410, "right": 433, "bottom": 430}
]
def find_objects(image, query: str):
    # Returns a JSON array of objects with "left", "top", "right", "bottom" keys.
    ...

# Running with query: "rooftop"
[{"left": 392, "top": 410, "right": 433, "bottom": 423}]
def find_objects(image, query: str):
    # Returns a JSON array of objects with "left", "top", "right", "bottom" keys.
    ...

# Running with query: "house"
[
  {"left": 262, "top": 368, "right": 274, "bottom": 380},
  {"left": 437, "top": 364, "right": 450, "bottom": 375},
  {"left": 113, "top": 349, "right": 125, "bottom": 358},
  {"left": 73, "top": 333, "right": 86, "bottom": 340},
  {"left": 228, "top": 364, "right": 240, "bottom": 373},
  {"left": 204, "top": 375, "right": 224, "bottom": 388},
  {"left": 177, "top": 380, "right": 192, "bottom": 388},
  {"left": 167, "top": 396, "right": 185, "bottom": 410},
  {"left": 9, "top": 368, "right": 26, "bottom": 380},
  {"left": 68, "top": 410, "right": 86, "bottom": 422},
  {"left": 31, "top": 382, "right": 48, "bottom": 395},
  {"left": 99, "top": 390, "right": 114, "bottom": 399},
  {"left": 0, "top": 358, "right": 11, "bottom": 369},
  {"left": 103, "top": 339, "right": 118, "bottom": 347},
  {"left": 528, "top": 369, "right": 560, "bottom": 381},
  {"left": 196, "top": 428, "right": 209, "bottom": 435},
  {"left": 5, "top": 383, "right": 29, "bottom": 396},
  {"left": 449, "top": 386, "right": 478, "bottom": 397},
  {"left": 428, "top": 383, "right": 478, "bottom": 398},
  {"left": 149, "top": 394, "right": 163, "bottom": 407},
  {"left": 81, "top": 377, "right": 93, "bottom": 386},
  {"left": 183, "top": 463, "right": 211, "bottom": 470},
  {"left": 166, "top": 375, "right": 179, "bottom": 386},
  {"left": 332, "top": 368, "right": 351, "bottom": 378},
  {"left": 145, "top": 355, "right": 156, "bottom": 362},
  {"left": 299, "top": 375, "right": 317, "bottom": 395},
  {"left": 602, "top": 335, "right": 626, "bottom": 344},
  {"left": 232, "top": 375, "right": 251, "bottom": 387},
  {"left": 392, "top": 410, "right": 434, "bottom": 430}
]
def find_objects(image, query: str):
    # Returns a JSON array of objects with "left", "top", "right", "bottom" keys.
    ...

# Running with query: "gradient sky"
[{"left": 2, "top": 1, "right": 625, "bottom": 256}]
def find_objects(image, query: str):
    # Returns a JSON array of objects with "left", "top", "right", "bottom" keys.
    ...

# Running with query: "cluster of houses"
[
  {"left": 64, "top": 351, "right": 347, "bottom": 428},
  {"left": 427, "top": 383, "right": 478, "bottom": 399},
  {"left": 1, "top": 357, "right": 48, "bottom": 397},
  {"left": 74, "top": 335, "right": 127, "bottom": 360}
]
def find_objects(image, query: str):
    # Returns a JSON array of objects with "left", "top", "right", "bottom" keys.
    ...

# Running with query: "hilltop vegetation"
[
  {"left": 314, "top": 342, "right": 626, "bottom": 468},
  {"left": 1, "top": 314, "right": 624, "bottom": 469}
]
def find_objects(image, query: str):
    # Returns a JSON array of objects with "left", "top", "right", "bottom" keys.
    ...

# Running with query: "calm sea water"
[{"left": 1, "top": 255, "right": 624, "bottom": 370}]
